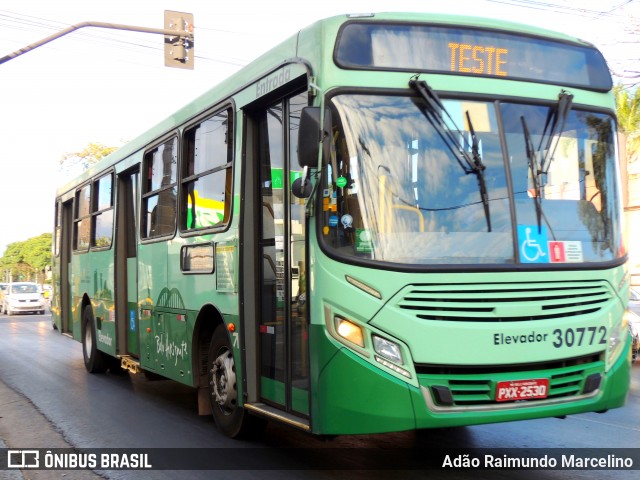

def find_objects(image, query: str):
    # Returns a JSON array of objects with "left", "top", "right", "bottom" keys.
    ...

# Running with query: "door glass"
[
  {"left": 258, "top": 92, "right": 310, "bottom": 414},
  {"left": 126, "top": 171, "right": 140, "bottom": 356},
  {"left": 62, "top": 200, "right": 74, "bottom": 333},
  {"left": 289, "top": 92, "right": 309, "bottom": 415},
  {"left": 259, "top": 103, "right": 286, "bottom": 405}
]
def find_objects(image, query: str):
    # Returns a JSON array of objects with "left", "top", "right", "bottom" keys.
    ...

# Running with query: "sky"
[{"left": 0, "top": 0, "right": 639, "bottom": 256}]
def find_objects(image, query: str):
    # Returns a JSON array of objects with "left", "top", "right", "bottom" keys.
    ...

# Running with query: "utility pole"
[{"left": 0, "top": 11, "right": 194, "bottom": 69}]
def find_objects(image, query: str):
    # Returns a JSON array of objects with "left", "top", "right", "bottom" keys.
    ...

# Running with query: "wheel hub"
[{"left": 210, "top": 349, "right": 237, "bottom": 413}]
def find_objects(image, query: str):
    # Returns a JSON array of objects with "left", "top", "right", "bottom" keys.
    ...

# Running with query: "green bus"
[{"left": 52, "top": 12, "right": 633, "bottom": 438}]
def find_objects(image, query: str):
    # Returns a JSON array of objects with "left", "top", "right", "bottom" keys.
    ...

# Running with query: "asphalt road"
[{"left": 0, "top": 313, "right": 638, "bottom": 480}]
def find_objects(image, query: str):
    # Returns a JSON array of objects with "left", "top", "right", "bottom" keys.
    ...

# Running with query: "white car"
[{"left": 1, "top": 282, "right": 46, "bottom": 315}]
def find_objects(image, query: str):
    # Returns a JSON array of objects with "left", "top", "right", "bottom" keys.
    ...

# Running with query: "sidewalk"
[{"left": 0, "top": 380, "right": 103, "bottom": 479}]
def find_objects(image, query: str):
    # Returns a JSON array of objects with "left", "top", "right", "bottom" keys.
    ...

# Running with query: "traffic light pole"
[{"left": 0, "top": 20, "right": 193, "bottom": 66}]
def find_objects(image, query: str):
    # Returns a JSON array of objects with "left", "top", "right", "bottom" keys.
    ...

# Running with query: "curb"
[{"left": 0, "top": 380, "right": 103, "bottom": 479}]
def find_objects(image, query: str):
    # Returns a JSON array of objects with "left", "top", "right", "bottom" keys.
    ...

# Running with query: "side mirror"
[
  {"left": 291, "top": 175, "right": 312, "bottom": 199},
  {"left": 298, "top": 106, "right": 331, "bottom": 168}
]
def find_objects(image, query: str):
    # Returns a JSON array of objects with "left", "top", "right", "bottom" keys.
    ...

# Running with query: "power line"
[{"left": 485, "top": 0, "right": 635, "bottom": 20}]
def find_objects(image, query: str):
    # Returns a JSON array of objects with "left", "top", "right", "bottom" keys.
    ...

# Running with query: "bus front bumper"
[{"left": 313, "top": 331, "right": 631, "bottom": 435}]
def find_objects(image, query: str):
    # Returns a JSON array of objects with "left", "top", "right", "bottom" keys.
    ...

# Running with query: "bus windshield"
[{"left": 322, "top": 93, "right": 622, "bottom": 266}]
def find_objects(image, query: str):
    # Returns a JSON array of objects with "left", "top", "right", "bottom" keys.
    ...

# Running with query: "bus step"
[
  {"left": 120, "top": 356, "right": 141, "bottom": 374},
  {"left": 244, "top": 403, "right": 310, "bottom": 431}
]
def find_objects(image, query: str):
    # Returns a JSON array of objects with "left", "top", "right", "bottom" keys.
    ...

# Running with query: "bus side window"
[
  {"left": 142, "top": 137, "right": 178, "bottom": 239},
  {"left": 181, "top": 109, "right": 233, "bottom": 231},
  {"left": 91, "top": 173, "right": 114, "bottom": 248},
  {"left": 74, "top": 184, "right": 91, "bottom": 251}
]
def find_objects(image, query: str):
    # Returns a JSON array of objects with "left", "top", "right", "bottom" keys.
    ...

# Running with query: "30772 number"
[{"left": 551, "top": 326, "right": 607, "bottom": 348}]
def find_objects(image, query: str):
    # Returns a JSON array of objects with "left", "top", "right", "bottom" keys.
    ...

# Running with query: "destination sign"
[
  {"left": 447, "top": 42, "right": 508, "bottom": 76},
  {"left": 335, "top": 22, "right": 611, "bottom": 90}
]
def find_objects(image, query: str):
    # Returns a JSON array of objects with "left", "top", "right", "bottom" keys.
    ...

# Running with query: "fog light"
[
  {"left": 432, "top": 386, "right": 454, "bottom": 405},
  {"left": 335, "top": 317, "right": 364, "bottom": 347},
  {"left": 372, "top": 335, "right": 403, "bottom": 364},
  {"left": 583, "top": 373, "right": 602, "bottom": 394}
]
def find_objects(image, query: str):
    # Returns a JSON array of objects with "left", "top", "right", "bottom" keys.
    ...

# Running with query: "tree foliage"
[
  {"left": 615, "top": 84, "right": 640, "bottom": 164},
  {"left": 59, "top": 142, "right": 118, "bottom": 173},
  {"left": 0, "top": 233, "right": 52, "bottom": 283}
]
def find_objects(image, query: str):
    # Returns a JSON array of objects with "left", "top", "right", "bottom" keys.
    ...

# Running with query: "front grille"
[
  {"left": 397, "top": 280, "right": 613, "bottom": 322},
  {"left": 420, "top": 354, "right": 604, "bottom": 407}
]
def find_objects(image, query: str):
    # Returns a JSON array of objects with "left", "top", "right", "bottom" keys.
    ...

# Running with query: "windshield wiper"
[
  {"left": 521, "top": 115, "right": 543, "bottom": 234},
  {"left": 518, "top": 90, "right": 572, "bottom": 235},
  {"left": 538, "top": 90, "right": 573, "bottom": 175},
  {"left": 409, "top": 78, "right": 492, "bottom": 232},
  {"left": 466, "top": 110, "right": 491, "bottom": 232}
]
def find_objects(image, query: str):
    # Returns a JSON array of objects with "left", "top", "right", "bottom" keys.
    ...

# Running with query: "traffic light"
[{"left": 164, "top": 10, "right": 194, "bottom": 69}]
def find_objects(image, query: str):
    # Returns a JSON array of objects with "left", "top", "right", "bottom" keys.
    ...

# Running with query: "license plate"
[{"left": 496, "top": 378, "right": 549, "bottom": 402}]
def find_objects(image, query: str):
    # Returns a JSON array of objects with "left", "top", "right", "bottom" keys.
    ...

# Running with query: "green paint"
[
  {"left": 292, "top": 386, "right": 310, "bottom": 415},
  {"left": 260, "top": 376, "right": 286, "bottom": 405}
]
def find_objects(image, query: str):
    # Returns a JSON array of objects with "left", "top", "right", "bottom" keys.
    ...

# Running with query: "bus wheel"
[
  {"left": 82, "top": 307, "right": 109, "bottom": 373},
  {"left": 208, "top": 324, "right": 267, "bottom": 438}
]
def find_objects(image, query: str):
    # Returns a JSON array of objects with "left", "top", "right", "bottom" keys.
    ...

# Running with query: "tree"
[
  {"left": 0, "top": 233, "right": 52, "bottom": 283},
  {"left": 615, "top": 84, "right": 640, "bottom": 164},
  {"left": 59, "top": 142, "right": 119, "bottom": 174}
]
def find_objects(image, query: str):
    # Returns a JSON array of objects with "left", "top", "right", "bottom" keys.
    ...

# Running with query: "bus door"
[
  {"left": 115, "top": 168, "right": 140, "bottom": 358},
  {"left": 246, "top": 90, "right": 310, "bottom": 418},
  {"left": 59, "top": 199, "right": 74, "bottom": 334}
]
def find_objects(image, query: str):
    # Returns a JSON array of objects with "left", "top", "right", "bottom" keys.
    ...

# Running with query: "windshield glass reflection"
[{"left": 320, "top": 94, "right": 621, "bottom": 267}]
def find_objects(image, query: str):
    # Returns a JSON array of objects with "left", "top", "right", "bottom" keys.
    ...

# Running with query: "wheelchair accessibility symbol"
[{"left": 517, "top": 225, "right": 549, "bottom": 263}]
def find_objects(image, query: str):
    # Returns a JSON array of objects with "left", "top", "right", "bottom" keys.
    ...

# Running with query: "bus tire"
[
  {"left": 82, "top": 307, "right": 109, "bottom": 373},
  {"left": 208, "top": 324, "right": 267, "bottom": 438}
]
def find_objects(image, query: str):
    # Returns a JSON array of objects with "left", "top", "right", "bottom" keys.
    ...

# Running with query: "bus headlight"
[
  {"left": 335, "top": 316, "right": 365, "bottom": 347},
  {"left": 372, "top": 335, "right": 403, "bottom": 364},
  {"left": 372, "top": 335, "right": 411, "bottom": 378}
]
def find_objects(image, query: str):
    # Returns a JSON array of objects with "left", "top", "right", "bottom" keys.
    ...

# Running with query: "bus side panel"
[
  {"left": 71, "top": 249, "right": 116, "bottom": 355},
  {"left": 93, "top": 249, "right": 116, "bottom": 355},
  {"left": 138, "top": 241, "right": 167, "bottom": 373},
  {"left": 51, "top": 252, "right": 62, "bottom": 331},
  {"left": 70, "top": 252, "right": 86, "bottom": 341},
  {"left": 165, "top": 235, "right": 241, "bottom": 388},
  {"left": 138, "top": 240, "right": 193, "bottom": 385}
]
